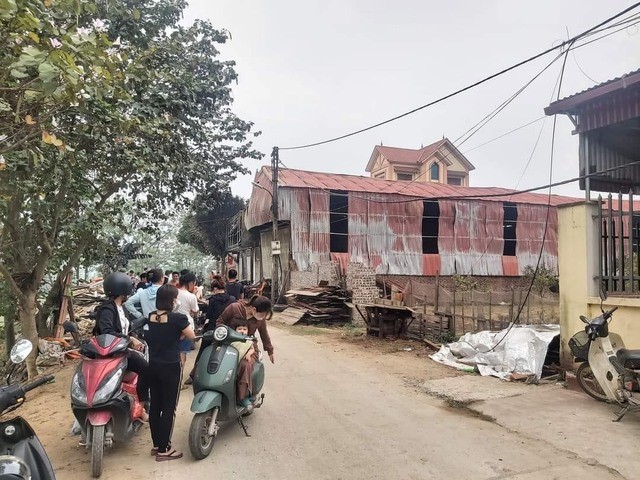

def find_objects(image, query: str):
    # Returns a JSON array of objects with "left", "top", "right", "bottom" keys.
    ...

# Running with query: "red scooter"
[{"left": 70, "top": 326, "right": 147, "bottom": 478}]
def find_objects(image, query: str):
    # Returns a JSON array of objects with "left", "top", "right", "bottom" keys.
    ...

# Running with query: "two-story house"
[{"left": 365, "top": 138, "right": 475, "bottom": 186}]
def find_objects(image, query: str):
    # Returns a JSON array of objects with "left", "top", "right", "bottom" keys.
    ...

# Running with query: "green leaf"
[
  {"left": 0, "top": 99, "right": 12, "bottom": 112},
  {"left": 10, "top": 68, "right": 29, "bottom": 79},
  {"left": 133, "top": 8, "right": 141, "bottom": 20}
]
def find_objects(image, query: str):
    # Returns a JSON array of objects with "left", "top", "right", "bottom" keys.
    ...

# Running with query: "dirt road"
[{"left": 20, "top": 325, "right": 621, "bottom": 479}]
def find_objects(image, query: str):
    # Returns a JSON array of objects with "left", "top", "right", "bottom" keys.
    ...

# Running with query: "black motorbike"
[{"left": 0, "top": 339, "right": 55, "bottom": 480}]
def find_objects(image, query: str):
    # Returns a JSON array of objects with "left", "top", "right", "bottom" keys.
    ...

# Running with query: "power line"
[
  {"left": 462, "top": 116, "right": 545, "bottom": 154},
  {"left": 278, "top": 3, "right": 640, "bottom": 151}
]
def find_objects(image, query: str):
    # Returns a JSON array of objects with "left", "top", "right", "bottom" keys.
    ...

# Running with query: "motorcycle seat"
[{"left": 616, "top": 349, "right": 640, "bottom": 369}]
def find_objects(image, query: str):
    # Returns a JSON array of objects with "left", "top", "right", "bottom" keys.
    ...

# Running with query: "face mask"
[{"left": 173, "top": 299, "right": 181, "bottom": 312}]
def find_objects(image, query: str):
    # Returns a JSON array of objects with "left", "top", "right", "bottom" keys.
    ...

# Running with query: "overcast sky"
[{"left": 183, "top": 1, "right": 640, "bottom": 200}]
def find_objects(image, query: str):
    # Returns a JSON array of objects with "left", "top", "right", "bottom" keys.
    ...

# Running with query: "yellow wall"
[{"left": 558, "top": 202, "right": 640, "bottom": 368}]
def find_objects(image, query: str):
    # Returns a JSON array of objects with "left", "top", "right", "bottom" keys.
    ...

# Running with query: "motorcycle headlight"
[
  {"left": 214, "top": 326, "right": 228, "bottom": 342},
  {"left": 93, "top": 368, "right": 124, "bottom": 405},
  {"left": 71, "top": 372, "right": 87, "bottom": 405}
]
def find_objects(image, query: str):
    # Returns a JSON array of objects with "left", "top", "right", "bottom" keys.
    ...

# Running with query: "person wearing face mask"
[{"left": 145, "top": 285, "right": 195, "bottom": 461}]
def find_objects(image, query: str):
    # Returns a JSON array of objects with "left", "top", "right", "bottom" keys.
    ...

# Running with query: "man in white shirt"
[{"left": 176, "top": 272, "right": 199, "bottom": 372}]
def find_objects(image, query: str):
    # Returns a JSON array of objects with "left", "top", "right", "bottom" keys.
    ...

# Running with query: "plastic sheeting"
[{"left": 430, "top": 324, "right": 560, "bottom": 380}]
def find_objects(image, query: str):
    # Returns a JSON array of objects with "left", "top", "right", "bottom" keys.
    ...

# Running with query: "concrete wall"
[{"left": 558, "top": 202, "right": 640, "bottom": 368}]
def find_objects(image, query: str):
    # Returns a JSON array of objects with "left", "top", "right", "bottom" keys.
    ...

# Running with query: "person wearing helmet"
[{"left": 93, "top": 272, "right": 149, "bottom": 409}]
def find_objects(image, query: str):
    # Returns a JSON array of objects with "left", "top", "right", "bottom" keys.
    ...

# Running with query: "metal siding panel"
[
  {"left": 515, "top": 204, "right": 558, "bottom": 274},
  {"left": 309, "top": 190, "right": 331, "bottom": 265},
  {"left": 438, "top": 200, "right": 456, "bottom": 275},
  {"left": 289, "top": 189, "right": 311, "bottom": 271}
]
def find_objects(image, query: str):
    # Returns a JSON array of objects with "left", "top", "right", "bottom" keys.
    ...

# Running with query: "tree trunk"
[
  {"left": 3, "top": 302, "right": 16, "bottom": 361},
  {"left": 17, "top": 290, "right": 39, "bottom": 379}
]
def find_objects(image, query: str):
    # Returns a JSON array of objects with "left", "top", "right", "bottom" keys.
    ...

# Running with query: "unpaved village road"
[{"left": 19, "top": 325, "right": 621, "bottom": 480}]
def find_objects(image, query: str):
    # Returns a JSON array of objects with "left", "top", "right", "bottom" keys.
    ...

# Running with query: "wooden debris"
[{"left": 285, "top": 286, "right": 352, "bottom": 325}]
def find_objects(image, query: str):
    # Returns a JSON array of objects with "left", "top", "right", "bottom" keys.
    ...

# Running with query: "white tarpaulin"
[{"left": 430, "top": 324, "right": 560, "bottom": 380}]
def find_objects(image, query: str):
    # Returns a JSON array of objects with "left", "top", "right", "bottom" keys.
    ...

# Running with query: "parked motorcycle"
[
  {"left": 188, "top": 325, "right": 265, "bottom": 459},
  {"left": 0, "top": 339, "right": 55, "bottom": 480},
  {"left": 70, "top": 321, "right": 148, "bottom": 478},
  {"left": 570, "top": 300, "right": 640, "bottom": 421}
]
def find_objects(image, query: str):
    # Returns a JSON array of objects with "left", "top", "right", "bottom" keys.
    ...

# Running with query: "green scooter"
[{"left": 188, "top": 325, "right": 265, "bottom": 459}]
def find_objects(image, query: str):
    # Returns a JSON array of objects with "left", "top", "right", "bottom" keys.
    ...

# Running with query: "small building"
[
  {"left": 365, "top": 138, "right": 474, "bottom": 186},
  {"left": 545, "top": 69, "right": 640, "bottom": 365},
  {"left": 243, "top": 166, "right": 576, "bottom": 284}
]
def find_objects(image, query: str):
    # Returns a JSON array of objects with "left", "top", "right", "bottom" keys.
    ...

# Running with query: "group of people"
[{"left": 93, "top": 267, "right": 274, "bottom": 462}]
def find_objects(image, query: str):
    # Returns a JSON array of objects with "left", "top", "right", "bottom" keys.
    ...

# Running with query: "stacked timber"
[{"left": 283, "top": 286, "right": 352, "bottom": 325}]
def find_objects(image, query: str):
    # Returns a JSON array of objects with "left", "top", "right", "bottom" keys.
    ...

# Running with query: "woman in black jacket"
[
  {"left": 93, "top": 272, "right": 149, "bottom": 406},
  {"left": 185, "top": 276, "right": 234, "bottom": 385}
]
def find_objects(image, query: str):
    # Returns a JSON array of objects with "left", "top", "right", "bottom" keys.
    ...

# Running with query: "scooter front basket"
[{"left": 569, "top": 331, "right": 590, "bottom": 360}]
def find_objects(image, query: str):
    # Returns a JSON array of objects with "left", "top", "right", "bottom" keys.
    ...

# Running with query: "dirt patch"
[{"left": 276, "top": 322, "right": 463, "bottom": 384}]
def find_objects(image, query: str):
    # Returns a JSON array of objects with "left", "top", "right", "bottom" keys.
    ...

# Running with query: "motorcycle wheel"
[
  {"left": 576, "top": 362, "right": 608, "bottom": 402},
  {"left": 188, "top": 411, "right": 216, "bottom": 460},
  {"left": 91, "top": 424, "right": 105, "bottom": 478}
]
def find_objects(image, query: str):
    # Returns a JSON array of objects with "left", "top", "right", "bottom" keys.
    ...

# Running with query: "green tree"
[
  {"left": 0, "top": 1, "right": 261, "bottom": 377},
  {"left": 178, "top": 191, "right": 247, "bottom": 259}
]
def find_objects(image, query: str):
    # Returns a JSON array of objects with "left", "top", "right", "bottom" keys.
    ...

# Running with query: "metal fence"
[{"left": 598, "top": 192, "right": 640, "bottom": 294}]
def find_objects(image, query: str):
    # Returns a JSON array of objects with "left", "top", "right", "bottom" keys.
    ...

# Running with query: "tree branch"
[{"left": 0, "top": 262, "right": 26, "bottom": 303}]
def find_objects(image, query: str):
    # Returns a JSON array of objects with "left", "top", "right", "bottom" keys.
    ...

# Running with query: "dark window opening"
[
  {"left": 422, "top": 200, "right": 440, "bottom": 254},
  {"left": 447, "top": 176, "right": 463, "bottom": 186},
  {"left": 503, "top": 202, "right": 518, "bottom": 256},
  {"left": 330, "top": 190, "right": 348, "bottom": 253},
  {"left": 396, "top": 172, "right": 413, "bottom": 181},
  {"left": 430, "top": 162, "right": 440, "bottom": 181}
]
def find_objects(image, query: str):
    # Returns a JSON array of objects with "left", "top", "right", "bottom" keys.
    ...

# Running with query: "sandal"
[
  {"left": 150, "top": 447, "right": 159, "bottom": 456},
  {"left": 155, "top": 449, "right": 183, "bottom": 462}
]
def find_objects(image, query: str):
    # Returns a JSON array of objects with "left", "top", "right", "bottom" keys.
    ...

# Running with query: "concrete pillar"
[{"left": 557, "top": 202, "right": 599, "bottom": 368}]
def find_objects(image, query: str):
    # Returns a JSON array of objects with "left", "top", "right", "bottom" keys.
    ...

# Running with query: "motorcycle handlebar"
[
  {"left": 22, "top": 375, "right": 54, "bottom": 393},
  {"left": 603, "top": 306, "right": 619, "bottom": 319}
]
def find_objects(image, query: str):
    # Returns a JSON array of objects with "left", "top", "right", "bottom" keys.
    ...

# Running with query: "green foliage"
[
  {"left": 178, "top": 191, "right": 247, "bottom": 258},
  {"left": 522, "top": 264, "right": 558, "bottom": 297},
  {"left": 452, "top": 274, "right": 479, "bottom": 292},
  {"left": 0, "top": 0, "right": 262, "bottom": 373}
]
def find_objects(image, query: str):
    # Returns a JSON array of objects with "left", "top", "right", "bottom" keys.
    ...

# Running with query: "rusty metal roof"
[
  {"left": 545, "top": 69, "right": 640, "bottom": 115},
  {"left": 256, "top": 166, "right": 579, "bottom": 206}
]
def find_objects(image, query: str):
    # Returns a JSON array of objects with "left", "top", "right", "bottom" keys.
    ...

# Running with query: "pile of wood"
[{"left": 280, "top": 286, "right": 352, "bottom": 325}]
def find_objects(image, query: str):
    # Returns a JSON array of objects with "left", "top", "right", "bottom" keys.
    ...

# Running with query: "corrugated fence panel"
[
  {"left": 309, "top": 190, "right": 331, "bottom": 266},
  {"left": 438, "top": 200, "right": 456, "bottom": 275},
  {"left": 363, "top": 194, "right": 422, "bottom": 275},
  {"left": 288, "top": 189, "right": 311, "bottom": 272},
  {"left": 348, "top": 195, "right": 370, "bottom": 265},
  {"left": 515, "top": 204, "right": 558, "bottom": 274}
]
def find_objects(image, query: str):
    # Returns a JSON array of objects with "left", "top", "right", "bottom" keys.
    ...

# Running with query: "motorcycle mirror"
[
  {"left": 9, "top": 339, "right": 33, "bottom": 365},
  {"left": 579, "top": 315, "right": 589, "bottom": 324},
  {"left": 599, "top": 284, "right": 608, "bottom": 302}
]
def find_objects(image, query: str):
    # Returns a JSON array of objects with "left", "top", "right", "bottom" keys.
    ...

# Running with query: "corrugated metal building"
[{"left": 245, "top": 166, "right": 578, "bottom": 279}]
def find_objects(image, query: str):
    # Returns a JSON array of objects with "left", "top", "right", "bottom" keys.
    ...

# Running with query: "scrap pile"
[
  {"left": 70, "top": 280, "right": 104, "bottom": 337},
  {"left": 280, "top": 286, "right": 352, "bottom": 325}
]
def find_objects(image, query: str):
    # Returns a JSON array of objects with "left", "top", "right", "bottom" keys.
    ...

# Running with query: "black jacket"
[
  {"left": 205, "top": 293, "right": 235, "bottom": 331},
  {"left": 92, "top": 300, "right": 126, "bottom": 337}
]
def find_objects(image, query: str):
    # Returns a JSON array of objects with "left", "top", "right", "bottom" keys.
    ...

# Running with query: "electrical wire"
[
  {"left": 481, "top": 41, "right": 574, "bottom": 353},
  {"left": 278, "top": 3, "right": 640, "bottom": 151},
  {"left": 462, "top": 116, "right": 546, "bottom": 154}
]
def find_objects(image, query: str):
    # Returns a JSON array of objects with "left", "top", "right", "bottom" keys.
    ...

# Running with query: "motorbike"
[
  {"left": 570, "top": 300, "right": 640, "bottom": 421},
  {"left": 0, "top": 339, "right": 55, "bottom": 480},
  {"left": 188, "top": 325, "right": 265, "bottom": 460},
  {"left": 70, "top": 320, "right": 148, "bottom": 478}
]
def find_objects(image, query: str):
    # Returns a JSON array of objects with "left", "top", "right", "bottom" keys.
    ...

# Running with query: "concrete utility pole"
[{"left": 271, "top": 146, "right": 280, "bottom": 304}]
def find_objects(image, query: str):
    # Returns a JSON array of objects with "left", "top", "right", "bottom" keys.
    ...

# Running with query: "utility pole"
[{"left": 270, "top": 146, "right": 280, "bottom": 304}]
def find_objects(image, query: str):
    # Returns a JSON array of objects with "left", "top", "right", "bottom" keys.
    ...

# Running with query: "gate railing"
[{"left": 597, "top": 192, "right": 640, "bottom": 294}]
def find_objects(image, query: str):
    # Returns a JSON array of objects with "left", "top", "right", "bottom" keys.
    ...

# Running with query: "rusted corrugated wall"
[
  {"left": 348, "top": 194, "right": 423, "bottom": 275},
  {"left": 438, "top": 200, "right": 504, "bottom": 275},
  {"left": 246, "top": 186, "right": 559, "bottom": 276},
  {"left": 515, "top": 204, "right": 558, "bottom": 274}
]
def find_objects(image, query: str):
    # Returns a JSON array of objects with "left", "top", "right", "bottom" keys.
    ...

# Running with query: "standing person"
[
  {"left": 136, "top": 272, "right": 148, "bottom": 291},
  {"left": 225, "top": 268, "right": 244, "bottom": 300},
  {"left": 124, "top": 268, "right": 165, "bottom": 320},
  {"left": 169, "top": 271, "right": 180, "bottom": 287},
  {"left": 145, "top": 285, "right": 195, "bottom": 461},
  {"left": 175, "top": 272, "right": 199, "bottom": 370},
  {"left": 186, "top": 276, "right": 235, "bottom": 385}
]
